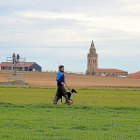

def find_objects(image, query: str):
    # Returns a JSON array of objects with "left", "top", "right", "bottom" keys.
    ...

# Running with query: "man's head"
[{"left": 59, "top": 65, "right": 64, "bottom": 72}]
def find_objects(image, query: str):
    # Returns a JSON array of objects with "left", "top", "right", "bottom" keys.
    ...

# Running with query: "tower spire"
[
  {"left": 91, "top": 40, "right": 94, "bottom": 47},
  {"left": 86, "top": 40, "right": 98, "bottom": 75}
]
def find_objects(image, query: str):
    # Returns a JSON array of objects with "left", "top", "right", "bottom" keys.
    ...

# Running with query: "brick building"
[
  {"left": 95, "top": 69, "right": 128, "bottom": 76},
  {"left": 0, "top": 62, "right": 42, "bottom": 72},
  {"left": 86, "top": 41, "right": 128, "bottom": 76},
  {"left": 129, "top": 71, "right": 140, "bottom": 78},
  {"left": 86, "top": 40, "right": 98, "bottom": 75}
]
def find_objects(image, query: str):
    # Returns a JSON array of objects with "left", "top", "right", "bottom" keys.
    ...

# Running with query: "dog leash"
[{"left": 64, "top": 83, "right": 72, "bottom": 94}]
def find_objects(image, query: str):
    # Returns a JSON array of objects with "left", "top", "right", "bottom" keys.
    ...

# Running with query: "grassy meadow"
[{"left": 0, "top": 86, "right": 140, "bottom": 140}]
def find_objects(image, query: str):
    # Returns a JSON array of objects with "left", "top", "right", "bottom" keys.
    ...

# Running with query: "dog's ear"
[
  {"left": 72, "top": 89, "right": 77, "bottom": 93},
  {"left": 71, "top": 89, "right": 74, "bottom": 92}
]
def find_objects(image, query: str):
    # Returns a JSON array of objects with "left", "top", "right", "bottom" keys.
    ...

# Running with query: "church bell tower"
[{"left": 86, "top": 40, "right": 98, "bottom": 75}]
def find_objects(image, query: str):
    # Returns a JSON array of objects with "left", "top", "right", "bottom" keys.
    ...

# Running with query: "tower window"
[
  {"left": 93, "top": 59, "right": 94, "bottom": 63},
  {"left": 89, "top": 60, "right": 90, "bottom": 63}
]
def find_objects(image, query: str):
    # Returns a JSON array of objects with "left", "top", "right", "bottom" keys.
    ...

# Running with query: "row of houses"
[
  {"left": 93, "top": 69, "right": 128, "bottom": 77},
  {"left": 0, "top": 61, "right": 140, "bottom": 77}
]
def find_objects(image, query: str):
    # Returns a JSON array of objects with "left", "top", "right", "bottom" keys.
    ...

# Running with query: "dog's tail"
[{"left": 51, "top": 96, "right": 54, "bottom": 101}]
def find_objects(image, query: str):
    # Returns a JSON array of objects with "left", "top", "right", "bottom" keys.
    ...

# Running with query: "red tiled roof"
[
  {"left": 129, "top": 71, "right": 140, "bottom": 77},
  {"left": 95, "top": 69, "right": 127, "bottom": 73},
  {"left": 132, "top": 71, "right": 140, "bottom": 75},
  {"left": 0, "top": 62, "right": 35, "bottom": 67}
]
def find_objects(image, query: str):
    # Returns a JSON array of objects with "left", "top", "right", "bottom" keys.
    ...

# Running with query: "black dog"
[{"left": 58, "top": 89, "right": 77, "bottom": 104}]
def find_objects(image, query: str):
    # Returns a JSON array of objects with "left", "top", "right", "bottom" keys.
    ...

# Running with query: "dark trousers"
[
  {"left": 54, "top": 85, "right": 69, "bottom": 103},
  {"left": 56, "top": 85, "right": 67, "bottom": 97}
]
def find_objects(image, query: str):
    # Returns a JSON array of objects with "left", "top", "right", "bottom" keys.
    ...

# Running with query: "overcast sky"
[{"left": 0, "top": 0, "right": 140, "bottom": 73}]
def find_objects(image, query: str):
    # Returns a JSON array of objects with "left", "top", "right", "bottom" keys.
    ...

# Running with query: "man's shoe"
[
  {"left": 67, "top": 102, "right": 73, "bottom": 105},
  {"left": 53, "top": 96, "right": 58, "bottom": 105},
  {"left": 53, "top": 100, "right": 57, "bottom": 105}
]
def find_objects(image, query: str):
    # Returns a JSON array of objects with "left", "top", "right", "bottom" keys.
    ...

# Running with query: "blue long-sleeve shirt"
[{"left": 56, "top": 70, "right": 65, "bottom": 86}]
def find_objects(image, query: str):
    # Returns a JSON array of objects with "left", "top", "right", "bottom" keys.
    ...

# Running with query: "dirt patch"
[{"left": 0, "top": 70, "right": 140, "bottom": 87}]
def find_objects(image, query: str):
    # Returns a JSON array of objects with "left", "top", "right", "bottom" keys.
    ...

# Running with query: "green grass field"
[{"left": 0, "top": 86, "right": 140, "bottom": 140}]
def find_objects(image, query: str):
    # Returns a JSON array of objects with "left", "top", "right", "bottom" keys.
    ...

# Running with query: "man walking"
[{"left": 53, "top": 65, "right": 73, "bottom": 105}]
